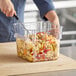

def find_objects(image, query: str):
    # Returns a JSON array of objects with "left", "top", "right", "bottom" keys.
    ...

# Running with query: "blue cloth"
[
  {"left": 0, "top": 0, "right": 55, "bottom": 42},
  {"left": 33, "top": 0, "right": 55, "bottom": 20}
]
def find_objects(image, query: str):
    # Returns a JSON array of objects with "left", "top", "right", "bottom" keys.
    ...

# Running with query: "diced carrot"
[{"left": 24, "top": 49, "right": 27, "bottom": 55}]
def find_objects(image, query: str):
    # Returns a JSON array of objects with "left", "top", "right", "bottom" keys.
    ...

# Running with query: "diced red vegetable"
[{"left": 44, "top": 49, "right": 51, "bottom": 53}]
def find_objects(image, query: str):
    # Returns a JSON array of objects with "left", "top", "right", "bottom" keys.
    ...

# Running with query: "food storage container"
[{"left": 14, "top": 21, "right": 60, "bottom": 62}]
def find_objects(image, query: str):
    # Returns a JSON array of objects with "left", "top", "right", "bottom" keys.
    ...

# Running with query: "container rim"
[{"left": 13, "top": 21, "right": 58, "bottom": 27}]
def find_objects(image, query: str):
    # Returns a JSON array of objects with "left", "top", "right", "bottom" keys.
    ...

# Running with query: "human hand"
[
  {"left": 45, "top": 10, "right": 60, "bottom": 39},
  {"left": 0, "top": 0, "right": 16, "bottom": 17}
]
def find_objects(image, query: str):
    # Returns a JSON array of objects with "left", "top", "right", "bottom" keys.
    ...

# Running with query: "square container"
[{"left": 14, "top": 21, "right": 60, "bottom": 62}]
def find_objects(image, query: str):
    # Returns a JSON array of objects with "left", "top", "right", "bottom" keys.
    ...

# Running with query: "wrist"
[{"left": 45, "top": 11, "right": 57, "bottom": 21}]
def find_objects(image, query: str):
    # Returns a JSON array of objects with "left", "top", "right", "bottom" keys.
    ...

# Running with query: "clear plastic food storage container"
[{"left": 14, "top": 21, "right": 60, "bottom": 62}]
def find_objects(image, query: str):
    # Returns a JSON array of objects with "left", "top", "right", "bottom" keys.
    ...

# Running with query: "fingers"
[
  {"left": 1, "top": 7, "right": 16, "bottom": 17},
  {"left": 0, "top": 0, "right": 16, "bottom": 17},
  {"left": 50, "top": 22, "right": 60, "bottom": 39},
  {"left": 6, "top": 8, "right": 16, "bottom": 17}
]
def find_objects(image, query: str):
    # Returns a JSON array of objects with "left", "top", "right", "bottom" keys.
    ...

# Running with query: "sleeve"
[{"left": 33, "top": 0, "right": 55, "bottom": 21}]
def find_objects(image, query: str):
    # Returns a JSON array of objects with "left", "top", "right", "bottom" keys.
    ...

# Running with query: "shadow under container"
[{"left": 14, "top": 21, "right": 60, "bottom": 62}]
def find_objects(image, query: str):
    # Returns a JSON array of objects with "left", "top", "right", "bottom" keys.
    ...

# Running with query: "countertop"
[{"left": 0, "top": 42, "right": 76, "bottom": 76}]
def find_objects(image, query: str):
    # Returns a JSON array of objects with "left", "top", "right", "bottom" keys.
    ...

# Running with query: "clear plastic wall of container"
[{"left": 14, "top": 21, "right": 61, "bottom": 62}]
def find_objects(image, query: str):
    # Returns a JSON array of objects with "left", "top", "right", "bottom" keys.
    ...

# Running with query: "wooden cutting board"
[{"left": 0, "top": 42, "right": 76, "bottom": 76}]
